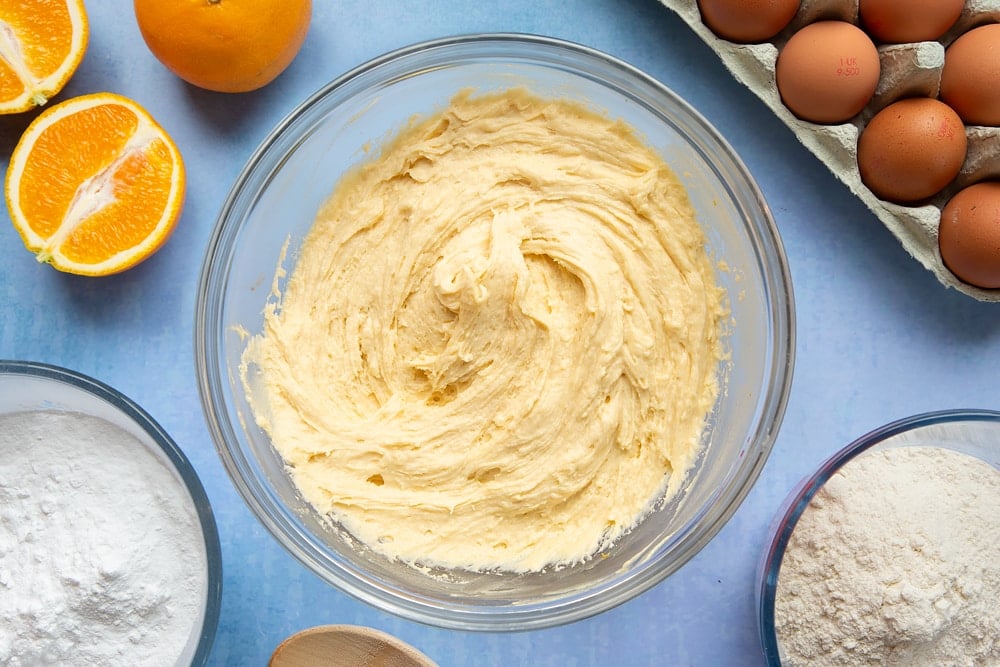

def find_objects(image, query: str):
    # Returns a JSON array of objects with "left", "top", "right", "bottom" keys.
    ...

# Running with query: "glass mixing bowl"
[
  {"left": 0, "top": 360, "right": 222, "bottom": 665},
  {"left": 757, "top": 410, "right": 1000, "bottom": 664},
  {"left": 195, "top": 33, "right": 794, "bottom": 630}
]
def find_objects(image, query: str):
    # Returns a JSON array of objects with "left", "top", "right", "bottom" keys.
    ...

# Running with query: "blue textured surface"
[{"left": 1, "top": 2, "right": 997, "bottom": 665}]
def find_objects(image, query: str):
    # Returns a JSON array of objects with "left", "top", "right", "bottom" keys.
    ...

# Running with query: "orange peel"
[{"left": 133, "top": 0, "right": 311, "bottom": 93}]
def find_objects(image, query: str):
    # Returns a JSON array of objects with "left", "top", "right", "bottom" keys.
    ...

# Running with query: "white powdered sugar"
[
  {"left": 775, "top": 446, "right": 1000, "bottom": 666},
  {"left": 0, "top": 410, "right": 208, "bottom": 666}
]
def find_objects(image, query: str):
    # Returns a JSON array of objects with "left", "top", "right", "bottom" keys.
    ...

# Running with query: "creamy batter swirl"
[{"left": 242, "top": 89, "right": 725, "bottom": 572}]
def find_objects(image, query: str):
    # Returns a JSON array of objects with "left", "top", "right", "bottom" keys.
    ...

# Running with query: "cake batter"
[{"left": 241, "top": 88, "right": 725, "bottom": 572}]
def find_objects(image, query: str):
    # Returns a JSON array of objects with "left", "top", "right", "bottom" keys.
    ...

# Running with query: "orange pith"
[
  {"left": 5, "top": 92, "right": 186, "bottom": 276},
  {"left": 0, "top": 0, "right": 88, "bottom": 114},
  {"left": 133, "top": 0, "right": 312, "bottom": 93}
]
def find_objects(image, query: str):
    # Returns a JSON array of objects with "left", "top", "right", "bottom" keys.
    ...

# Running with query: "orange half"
[
  {"left": 0, "top": 0, "right": 89, "bottom": 114},
  {"left": 5, "top": 92, "right": 186, "bottom": 276}
]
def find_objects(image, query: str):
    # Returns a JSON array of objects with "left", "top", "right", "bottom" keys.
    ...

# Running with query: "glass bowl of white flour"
[
  {"left": 0, "top": 360, "right": 222, "bottom": 665},
  {"left": 757, "top": 410, "right": 1000, "bottom": 666}
]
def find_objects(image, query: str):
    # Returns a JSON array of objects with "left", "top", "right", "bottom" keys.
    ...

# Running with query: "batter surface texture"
[{"left": 242, "top": 88, "right": 725, "bottom": 572}]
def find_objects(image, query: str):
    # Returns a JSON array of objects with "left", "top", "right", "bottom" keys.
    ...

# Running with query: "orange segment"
[
  {"left": 5, "top": 92, "right": 185, "bottom": 276},
  {"left": 0, "top": 0, "right": 88, "bottom": 114}
]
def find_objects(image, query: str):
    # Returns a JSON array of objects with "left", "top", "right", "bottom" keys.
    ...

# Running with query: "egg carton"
[{"left": 659, "top": 0, "right": 1000, "bottom": 302}]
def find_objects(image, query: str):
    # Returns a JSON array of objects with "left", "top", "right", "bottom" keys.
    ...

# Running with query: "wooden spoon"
[{"left": 269, "top": 624, "right": 438, "bottom": 667}]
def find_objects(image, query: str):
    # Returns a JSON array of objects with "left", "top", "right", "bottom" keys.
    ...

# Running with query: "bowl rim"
[
  {"left": 195, "top": 31, "right": 795, "bottom": 630},
  {"left": 0, "top": 359, "right": 223, "bottom": 665},
  {"left": 756, "top": 408, "right": 1000, "bottom": 665}
]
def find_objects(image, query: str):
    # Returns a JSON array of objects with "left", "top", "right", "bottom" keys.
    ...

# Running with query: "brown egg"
[
  {"left": 698, "top": 0, "right": 801, "bottom": 43},
  {"left": 857, "top": 98, "right": 967, "bottom": 204},
  {"left": 939, "top": 181, "right": 1000, "bottom": 289},
  {"left": 940, "top": 24, "right": 1000, "bottom": 127},
  {"left": 858, "top": 0, "right": 964, "bottom": 44},
  {"left": 776, "top": 21, "right": 880, "bottom": 124}
]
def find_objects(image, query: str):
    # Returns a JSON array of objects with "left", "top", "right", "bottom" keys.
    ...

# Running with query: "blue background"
[{"left": 1, "top": 2, "right": 997, "bottom": 665}]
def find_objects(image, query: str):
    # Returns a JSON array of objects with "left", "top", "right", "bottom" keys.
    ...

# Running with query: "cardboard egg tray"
[{"left": 659, "top": 0, "right": 1000, "bottom": 302}]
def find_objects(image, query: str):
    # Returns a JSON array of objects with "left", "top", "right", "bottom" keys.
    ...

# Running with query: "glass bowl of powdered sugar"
[
  {"left": 0, "top": 360, "right": 222, "bottom": 665},
  {"left": 757, "top": 409, "right": 1000, "bottom": 666}
]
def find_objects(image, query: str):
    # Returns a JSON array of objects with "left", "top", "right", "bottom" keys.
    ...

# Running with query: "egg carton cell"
[{"left": 661, "top": 0, "right": 1000, "bottom": 301}]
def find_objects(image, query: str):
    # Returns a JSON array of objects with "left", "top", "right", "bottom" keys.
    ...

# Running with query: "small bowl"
[
  {"left": 757, "top": 409, "right": 1000, "bottom": 665},
  {"left": 0, "top": 360, "right": 222, "bottom": 665},
  {"left": 196, "top": 33, "right": 794, "bottom": 630},
  {"left": 270, "top": 625, "right": 437, "bottom": 667}
]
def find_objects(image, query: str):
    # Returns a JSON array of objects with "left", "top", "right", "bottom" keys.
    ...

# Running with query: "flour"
[
  {"left": 0, "top": 410, "right": 208, "bottom": 666},
  {"left": 774, "top": 446, "right": 1000, "bottom": 666}
]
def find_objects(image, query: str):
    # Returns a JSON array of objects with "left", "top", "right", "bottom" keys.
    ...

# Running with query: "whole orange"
[{"left": 133, "top": 0, "right": 311, "bottom": 93}]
